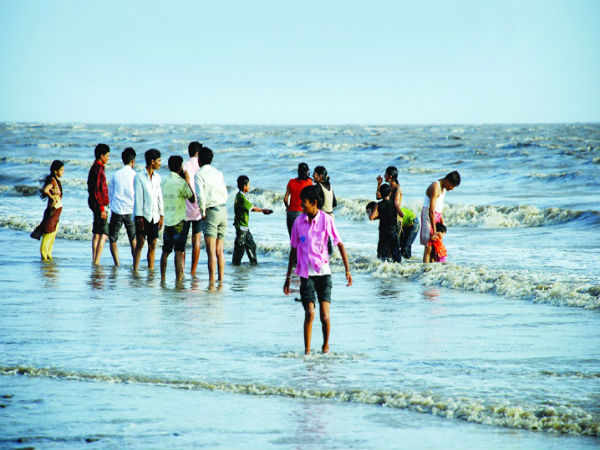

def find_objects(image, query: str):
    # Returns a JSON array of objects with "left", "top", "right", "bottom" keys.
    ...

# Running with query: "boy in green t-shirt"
[{"left": 232, "top": 175, "right": 273, "bottom": 265}]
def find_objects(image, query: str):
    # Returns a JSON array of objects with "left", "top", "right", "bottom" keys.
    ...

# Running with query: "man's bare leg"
[
  {"left": 319, "top": 301, "right": 331, "bottom": 353},
  {"left": 423, "top": 245, "right": 432, "bottom": 263},
  {"left": 216, "top": 238, "right": 225, "bottom": 282},
  {"left": 303, "top": 302, "right": 315, "bottom": 355},
  {"left": 110, "top": 242, "right": 120, "bottom": 266},
  {"left": 175, "top": 251, "right": 185, "bottom": 281},
  {"left": 190, "top": 232, "right": 202, "bottom": 275},
  {"left": 147, "top": 238, "right": 158, "bottom": 270},
  {"left": 205, "top": 235, "right": 217, "bottom": 283},
  {"left": 133, "top": 236, "right": 145, "bottom": 271}
]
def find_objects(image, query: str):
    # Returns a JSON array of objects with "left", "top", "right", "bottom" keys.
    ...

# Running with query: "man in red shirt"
[{"left": 87, "top": 143, "right": 110, "bottom": 265}]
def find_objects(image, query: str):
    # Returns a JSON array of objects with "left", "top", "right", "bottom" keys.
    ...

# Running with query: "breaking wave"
[{"left": 1, "top": 365, "right": 597, "bottom": 436}]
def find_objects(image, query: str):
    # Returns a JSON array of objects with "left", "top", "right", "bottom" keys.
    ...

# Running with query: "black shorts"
[
  {"left": 135, "top": 217, "right": 159, "bottom": 243},
  {"left": 300, "top": 275, "right": 332, "bottom": 306},
  {"left": 108, "top": 212, "right": 136, "bottom": 243},
  {"left": 92, "top": 210, "right": 109, "bottom": 235},
  {"left": 188, "top": 219, "right": 203, "bottom": 235},
  {"left": 163, "top": 221, "right": 190, "bottom": 253}
]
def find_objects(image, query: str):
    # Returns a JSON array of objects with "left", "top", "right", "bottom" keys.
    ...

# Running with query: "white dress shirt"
[
  {"left": 194, "top": 164, "right": 228, "bottom": 216},
  {"left": 134, "top": 169, "right": 163, "bottom": 223},
  {"left": 108, "top": 165, "right": 136, "bottom": 215}
]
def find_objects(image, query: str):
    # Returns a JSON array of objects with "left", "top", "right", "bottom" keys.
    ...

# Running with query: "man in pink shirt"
[
  {"left": 183, "top": 141, "right": 203, "bottom": 275},
  {"left": 283, "top": 185, "right": 352, "bottom": 355}
]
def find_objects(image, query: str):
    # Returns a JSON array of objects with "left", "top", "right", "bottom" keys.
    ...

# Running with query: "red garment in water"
[
  {"left": 430, "top": 234, "right": 447, "bottom": 261},
  {"left": 286, "top": 178, "right": 313, "bottom": 212}
]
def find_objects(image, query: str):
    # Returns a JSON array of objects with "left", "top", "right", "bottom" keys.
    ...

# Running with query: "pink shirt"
[
  {"left": 183, "top": 157, "right": 202, "bottom": 221},
  {"left": 290, "top": 210, "right": 341, "bottom": 278}
]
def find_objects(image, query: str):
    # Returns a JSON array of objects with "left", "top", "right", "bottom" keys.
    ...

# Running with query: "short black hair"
[
  {"left": 379, "top": 183, "right": 391, "bottom": 198},
  {"left": 366, "top": 201, "right": 376, "bottom": 211},
  {"left": 122, "top": 147, "right": 136, "bottom": 165},
  {"left": 144, "top": 149, "right": 161, "bottom": 167},
  {"left": 385, "top": 166, "right": 398, "bottom": 183},
  {"left": 437, "top": 223, "right": 447, "bottom": 234},
  {"left": 237, "top": 175, "right": 249, "bottom": 190},
  {"left": 168, "top": 155, "right": 183, "bottom": 172},
  {"left": 94, "top": 143, "right": 110, "bottom": 160},
  {"left": 299, "top": 184, "right": 324, "bottom": 209},
  {"left": 445, "top": 171, "right": 461, "bottom": 187},
  {"left": 198, "top": 146, "right": 213, "bottom": 166},
  {"left": 188, "top": 141, "right": 202, "bottom": 157}
]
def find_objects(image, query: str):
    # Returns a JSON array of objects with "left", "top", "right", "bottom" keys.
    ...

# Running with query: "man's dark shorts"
[
  {"left": 188, "top": 219, "right": 203, "bottom": 235},
  {"left": 135, "top": 217, "right": 159, "bottom": 243},
  {"left": 163, "top": 220, "right": 190, "bottom": 253},
  {"left": 108, "top": 212, "right": 136, "bottom": 243},
  {"left": 300, "top": 275, "right": 332, "bottom": 306},
  {"left": 92, "top": 210, "right": 109, "bottom": 235}
]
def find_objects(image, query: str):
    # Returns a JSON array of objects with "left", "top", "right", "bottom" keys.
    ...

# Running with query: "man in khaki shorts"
[{"left": 194, "top": 146, "right": 228, "bottom": 284}]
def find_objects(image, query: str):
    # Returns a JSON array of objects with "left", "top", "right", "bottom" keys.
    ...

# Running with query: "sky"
[{"left": 1, "top": 0, "right": 599, "bottom": 125}]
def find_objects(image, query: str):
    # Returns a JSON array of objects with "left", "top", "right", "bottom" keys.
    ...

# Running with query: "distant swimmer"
[
  {"left": 31, "top": 160, "right": 65, "bottom": 260},
  {"left": 87, "top": 143, "right": 111, "bottom": 265},
  {"left": 421, "top": 171, "right": 460, "bottom": 263},
  {"left": 232, "top": 175, "right": 273, "bottom": 266},
  {"left": 283, "top": 185, "right": 352, "bottom": 355}
]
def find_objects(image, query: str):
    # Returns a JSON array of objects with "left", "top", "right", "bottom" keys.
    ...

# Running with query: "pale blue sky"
[{"left": 1, "top": 0, "right": 599, "bottom": 124}]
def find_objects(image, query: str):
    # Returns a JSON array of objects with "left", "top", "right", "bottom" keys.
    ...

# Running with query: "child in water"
[
  {"left": 232, "top": 175, "right": 273, "bottom": 265},
  {"left": 367, "top": 183, "right": 402, "bottom": 263},
  {"left": 283, "top": 185, "right": 352, "bottom": 355},
  {"left": 429, "top": 223, "right": 447, "bottom": 263}
]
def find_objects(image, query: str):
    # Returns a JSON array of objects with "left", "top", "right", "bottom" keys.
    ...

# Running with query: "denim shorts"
[
  {"left": 108, "top": 212, "right": 136, "bottom": 243},
  {"left": 163, "top": 220, "right": 190, "bottom": 253},
  {"left": 203, "top": 206, "right": 227, "bottom": 239},
  {"left": 300, "top": 275, "right": 332, "bottom": 306}
]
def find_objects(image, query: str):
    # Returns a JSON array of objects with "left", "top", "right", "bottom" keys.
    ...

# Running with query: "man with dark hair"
[
  {"left": 108, "top": 147, "right": 137, "bottom": 266},
  {"left": 160, "top": 155, "right": 195, "bottom": 281},
  {"left": 195, "top": 146, "right": 228, "bottom": 284},
  {"left": 133, "top": 149, "right": 164, "bottom": 271},
  {"left": 87, "top": 143, "right": 110, "bottom": 264},
  {"left": 183, "top": 141, "right": 203, "bottom": 275},
  {"left": 420, "top": 170, "right": 461, "bottom": 263}
]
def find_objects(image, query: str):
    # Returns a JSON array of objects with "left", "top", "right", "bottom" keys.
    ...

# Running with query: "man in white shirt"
[
  {"left": 195, "top": 146, "right": 228, "bottom": 284},
  {"left": 133, "top": 149, "right": 164, "bottom": 272},
  {"left": 108, "top": 147, "right": 137, "bottom": 266},
  {"left": 183, "top": 141, "right": 203, "bottom": 275}
]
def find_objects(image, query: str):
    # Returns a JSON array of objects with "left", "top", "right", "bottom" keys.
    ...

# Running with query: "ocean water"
[{"left": 0, "top": 122, "right": 599, "bottom": 449}]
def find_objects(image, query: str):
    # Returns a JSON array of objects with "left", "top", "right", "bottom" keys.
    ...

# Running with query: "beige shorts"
[{"left": 203, "top": 205, "right": 227, "bottom": 239}]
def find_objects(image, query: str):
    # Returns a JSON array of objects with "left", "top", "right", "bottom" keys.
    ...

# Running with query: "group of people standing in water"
[{"left": 31, "top": 143, "right": 459, "bottom": 354}]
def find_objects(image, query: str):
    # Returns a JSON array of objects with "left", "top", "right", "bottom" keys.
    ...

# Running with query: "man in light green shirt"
[{"left": 160, "top": 155, "right": 195, "bottom": 281}]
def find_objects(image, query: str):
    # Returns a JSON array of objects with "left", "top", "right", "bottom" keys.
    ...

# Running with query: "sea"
[{"left": 0, "top": 122, "right": 599, "bottom": 449}]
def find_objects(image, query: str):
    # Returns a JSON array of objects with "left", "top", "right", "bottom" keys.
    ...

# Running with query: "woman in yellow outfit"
[{"left": 31, "top": 160, "right": 64, "bottom": 260}]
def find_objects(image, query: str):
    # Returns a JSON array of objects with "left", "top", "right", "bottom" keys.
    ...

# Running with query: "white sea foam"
[{"left": 2, "top": 365, "right": 597, "bottom": 436}]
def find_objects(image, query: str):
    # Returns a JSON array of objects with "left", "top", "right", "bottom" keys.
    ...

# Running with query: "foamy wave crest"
[
  {"left": 0, "top": 216, "right": 92, "bottom": 241},
  {"left": 0, "top": 156, "right": 124, "bottom": 170},
  {"left": 356, "top": 260, "right": 600, "bottom": 310},
  {"left": 2, "top": 365, "right": 598, "bottom": 436},
  {"left": 445, "top": 204, "right": 594, "bottom": 228},
  {"left": 527, "top": 171, "right": 583, "bottom": 180}
]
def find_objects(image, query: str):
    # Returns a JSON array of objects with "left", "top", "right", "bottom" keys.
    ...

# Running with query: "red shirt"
[
  {"left": 286, "top": 178, "right": 313, "bottom": 212},
  {"left": 87, "top": 160, "right": 109, "bottom": 213}
]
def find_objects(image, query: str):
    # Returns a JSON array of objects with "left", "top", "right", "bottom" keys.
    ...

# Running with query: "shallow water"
[{"left": 0, "top": 123, "right": 599, "bottom": 448}]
